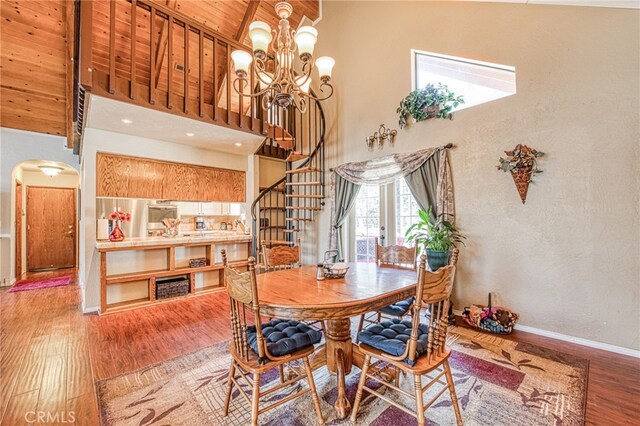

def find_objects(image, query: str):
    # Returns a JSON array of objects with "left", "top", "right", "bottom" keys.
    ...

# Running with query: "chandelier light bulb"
[
  {"left": 231, "top": 50, "right": 253, "bottom": 78},
  {"left": 315, "top": 56, "right": 335, "bottom": 82},
  {"left": 248, "top": 21, "right": 272, "bottom": 60},
  {"left": 294, "top": 26, "right": 318, "bottom": 62}
]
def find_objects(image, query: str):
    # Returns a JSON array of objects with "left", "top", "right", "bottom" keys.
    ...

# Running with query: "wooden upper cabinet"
[{"left": 96, "top": 153, "right": 245, "bottom": 202}]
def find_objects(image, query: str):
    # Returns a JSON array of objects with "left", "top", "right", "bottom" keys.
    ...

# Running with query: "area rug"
[
  {"left": 8, "top": 275, "right": 70, "bottom": 292},
  {"left": 96, "top": 326, "right": 588, "bottom": 425}
]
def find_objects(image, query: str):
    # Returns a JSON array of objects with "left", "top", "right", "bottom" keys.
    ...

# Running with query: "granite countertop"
[{"left": 96, "top": 232, "right": 252, "bottom": 250}]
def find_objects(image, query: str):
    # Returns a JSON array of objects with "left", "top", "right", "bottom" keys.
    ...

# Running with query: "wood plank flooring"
[{"left": 1, "top": 269, "right": 638, "bottom": 424}]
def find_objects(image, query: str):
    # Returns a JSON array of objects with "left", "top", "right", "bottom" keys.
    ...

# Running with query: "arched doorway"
[{"left": 12, "top": 160, "right": 80, "bottom": 276}]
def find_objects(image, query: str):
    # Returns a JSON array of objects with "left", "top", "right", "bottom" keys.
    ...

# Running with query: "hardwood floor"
[{"left": 1, "top": 269, "right": 639, "bottom": 425}]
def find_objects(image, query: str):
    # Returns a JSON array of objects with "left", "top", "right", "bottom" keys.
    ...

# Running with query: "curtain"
[
  {"left": 402, "top": 148, "right": 455, "bottom": 222},
  {"left": 331, "top": 174, "right": 361, "bottom": 258},
  {"left": 404, "top": 154, "right": 439, "bottom": 219},
  {"left": 328, "top": 145, "right": 455, "bottom": 256}
]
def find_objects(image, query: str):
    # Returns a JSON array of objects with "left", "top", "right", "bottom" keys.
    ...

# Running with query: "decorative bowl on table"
[{"left": 323, "top": 262, "right": 349, "bottom": 279}]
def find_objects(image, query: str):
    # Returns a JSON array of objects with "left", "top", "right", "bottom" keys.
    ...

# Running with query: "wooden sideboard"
[
  {"left": 96, "top": 152, "right": 246, "bottom": 202},
  {"left": 96, "top": 235, "right": 251, "bottom": 314}
]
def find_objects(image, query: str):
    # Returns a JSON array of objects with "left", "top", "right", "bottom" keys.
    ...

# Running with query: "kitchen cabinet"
[{"left": 97, "top": 153, "right": 246, "bottom": 202}]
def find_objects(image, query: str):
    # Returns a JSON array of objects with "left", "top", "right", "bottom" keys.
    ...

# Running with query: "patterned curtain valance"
[{"left": 332, "top": 147, "right": 440, "bottom": 185}]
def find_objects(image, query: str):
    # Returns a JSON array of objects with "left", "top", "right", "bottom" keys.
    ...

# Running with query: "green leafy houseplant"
[
  {"left": 405, "top": 207, "right": 465, "bottom": 271},
  {"left": 396, "top": 83, "right": 465, "bottom": 129}
]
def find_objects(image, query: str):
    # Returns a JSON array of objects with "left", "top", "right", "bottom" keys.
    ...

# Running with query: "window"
[
  {"left": 412, "top": 50, "right": 516, "bottom": 111},
  {"left": 354, "top": 185, "right": 380, "bottom": 263},
  {"left": 395, "top": 179, "right": 421, "bottom": 246},
  {"left": 349, "top": 181, "right": 423, "bottom": 261}
]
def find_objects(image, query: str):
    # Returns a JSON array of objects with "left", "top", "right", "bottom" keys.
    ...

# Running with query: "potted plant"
[
  {"left": 405, "top": 207, "right": 465, "bottom": 271},
  {"left": 396, "top": 83, "right": 465, "bottom": 129}
]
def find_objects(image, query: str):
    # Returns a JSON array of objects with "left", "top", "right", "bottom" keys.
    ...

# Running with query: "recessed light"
[
  {"left": 121, "top": 118, "right": 133, "bottom": 124},
  {"left": 234, "top": 142, "right": 242, "bottom": 147},
  {"left": 186, "top": 132, "right": 195, "bottom": 137}
]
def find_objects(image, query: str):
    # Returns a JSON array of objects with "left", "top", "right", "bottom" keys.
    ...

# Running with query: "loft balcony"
[{"left": 78, "top": 0, "right": 269, "bottom": 138}]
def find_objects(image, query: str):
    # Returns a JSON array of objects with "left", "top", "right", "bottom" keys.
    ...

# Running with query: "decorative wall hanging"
[
  {"left": 498, "top": 144, "right": 545, "bottom": 204},
  {"left": 396, "top": 83, "right": 464, "bottom": 129},
  {"left": 366, "top": 124, "right": 397, "bottom": 150}
]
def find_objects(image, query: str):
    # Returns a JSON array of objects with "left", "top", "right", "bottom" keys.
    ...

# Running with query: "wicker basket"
[
  {"left": 156, "top": 276, "right": 189, "bottom": 300},
  {"left": 462, "top": 293, "right": 519, "bottom": 335}
]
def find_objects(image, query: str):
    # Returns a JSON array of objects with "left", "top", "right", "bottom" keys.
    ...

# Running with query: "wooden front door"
[
  {"left": 26, "top": 186, "right": 77, "bottom": 271},
  {"left": 15, "top": 181, "right": 23, "bottom": 278}
]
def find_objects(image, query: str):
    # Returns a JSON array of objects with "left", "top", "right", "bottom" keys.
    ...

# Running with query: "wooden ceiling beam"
[{"left": 235, "top": 0, "right": 261, "bottom": 42}]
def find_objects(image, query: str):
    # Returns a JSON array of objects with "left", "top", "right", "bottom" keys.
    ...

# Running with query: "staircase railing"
[
  {"left": 76, "top": 0, "right": 265, "bottom": 140},
  {"left": 250, "top": 95, "right": 326, "bottom": 256}
]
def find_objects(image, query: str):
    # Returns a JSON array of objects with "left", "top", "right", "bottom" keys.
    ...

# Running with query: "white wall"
[
  {"left": 80, "top": 127, "right": 253, "bottom": 311},
  {"left": 312, "top": 1, "right": 640, "bottom": 350},
  {"left": 0, "top": 128, "right": 79, "bottom": 285}
]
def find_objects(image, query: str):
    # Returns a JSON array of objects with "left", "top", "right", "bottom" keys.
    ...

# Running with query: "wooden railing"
[{"left": 78, "top": 0, "right": 265, "bottom": 136}]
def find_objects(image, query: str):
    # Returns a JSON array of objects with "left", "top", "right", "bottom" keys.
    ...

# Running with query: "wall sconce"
[{"left": 366, "top": 124, "right": 397, "bottom": 150}]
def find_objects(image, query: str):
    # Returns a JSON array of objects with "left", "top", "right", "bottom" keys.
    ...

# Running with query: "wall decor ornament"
[
  {"left": 497, "top": 144, "right": 545, "bottom": 204},
  {"left": 366, "top": 124, "right": 397, "bottom": 150}
]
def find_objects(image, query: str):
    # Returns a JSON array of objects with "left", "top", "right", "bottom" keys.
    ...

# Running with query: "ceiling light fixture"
[
  {"left": 39, "top": 165, "right": 63, "bottom": 177},
  {"left": 231, "top": 1, "right": 335, "bottom": 113},
  {"left": 234, "top": 142, "right": 243, "bottom": 147},
  {"left": 121, "top": 118, "right": 133, "bottom": 124},
  {"left": 186, "top": 132, "right": 195, "bottom": 137}
]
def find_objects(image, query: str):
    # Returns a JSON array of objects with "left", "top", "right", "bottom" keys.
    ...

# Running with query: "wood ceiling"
[{"left": 0, "top": 0, "right": 319, "bottom": 147}]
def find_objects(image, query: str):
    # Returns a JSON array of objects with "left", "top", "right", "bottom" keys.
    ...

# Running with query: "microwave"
[{"left": 147, "top": 204, "right": 178, "bottom": 230}]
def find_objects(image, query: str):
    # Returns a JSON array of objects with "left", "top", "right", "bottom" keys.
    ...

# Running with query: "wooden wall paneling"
[
  {"left": 0, "top": 0, "right": 69, "bottom": 136},
  {"left": 65, "top": 0, "right": 75, "bottom": 147}
]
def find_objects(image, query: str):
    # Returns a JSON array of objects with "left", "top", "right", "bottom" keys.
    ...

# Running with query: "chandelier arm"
[
  {"left": 232, "top": 77, "right": 277, "bottom": 98},
  {"left": 301, "top": 82, "right": 334, "bottom": 102}
]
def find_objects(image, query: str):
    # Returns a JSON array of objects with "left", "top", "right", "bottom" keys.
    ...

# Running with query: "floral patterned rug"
[{"left": 97, "top": 326, "right": 588, "bottom": 425}]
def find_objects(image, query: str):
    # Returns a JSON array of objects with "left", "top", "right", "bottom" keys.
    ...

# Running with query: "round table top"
[{"left": 256, "top": 263, "right": 418, "bottom": 320}]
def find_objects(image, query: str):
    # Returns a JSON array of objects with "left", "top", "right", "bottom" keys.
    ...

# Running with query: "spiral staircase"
[{"left": 251, "top": 96, "right": 326, "bottom": 256}]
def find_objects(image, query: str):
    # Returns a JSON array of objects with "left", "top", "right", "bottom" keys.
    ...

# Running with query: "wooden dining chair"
[
  {"left": 351, "top": 250, "right": 463, "bottom": 426},
  {"left": 355, "top": 238, "right": 417, "bottom": 343},
  {"left": 220, "top": 250, "right": 325, "bottom": 426},
  {"left": 260, "top": 238, "right": 302, "bottom": 272}
]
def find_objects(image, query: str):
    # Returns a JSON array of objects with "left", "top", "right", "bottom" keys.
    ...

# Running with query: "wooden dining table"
[{"left": 256, "top": 262, "right": 418, "bottom": 419}]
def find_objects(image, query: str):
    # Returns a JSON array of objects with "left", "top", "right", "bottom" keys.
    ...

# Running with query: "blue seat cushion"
[
  {"left": 379, "top": 296, "right": 414, "bottom": 317},
  {"left": 247, "top": 319, "right": 322, "bottom": 359},
  {"left": 357, "top": 318, "right": 430, "bottom": 365}
]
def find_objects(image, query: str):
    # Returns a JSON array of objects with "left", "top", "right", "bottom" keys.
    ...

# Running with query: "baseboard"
[
  {"left": 83, "top": 306, "right": 99, "bottom": 314},
  {"left": 453, "top": 309, "right": 640, "bottom": 358}
]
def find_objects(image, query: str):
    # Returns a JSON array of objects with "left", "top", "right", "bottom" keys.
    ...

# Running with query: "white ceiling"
[
  {"left": 439, "top": 0, "right": 639, "bottom": 8},
  {"left": 85, "top": 96, "right": 265, "bottom": 156},
  {"left": 18, "top": 160, "right": 78, "bottom": 176}
]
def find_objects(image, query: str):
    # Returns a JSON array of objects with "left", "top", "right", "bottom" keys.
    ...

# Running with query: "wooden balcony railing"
[{"left": 78, "top": 0, "right": 265, "bottom": 136}]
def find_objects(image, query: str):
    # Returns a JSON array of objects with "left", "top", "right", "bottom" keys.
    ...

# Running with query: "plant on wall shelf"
[
  {"left": 396, "top": 83, "right": 465, "bottom": 129},
  {"left": 497, "top": 144, "right": 545, "bottom": 204}
]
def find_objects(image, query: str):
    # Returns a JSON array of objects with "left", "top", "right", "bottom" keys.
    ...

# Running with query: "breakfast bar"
[{"left": 96, "top": 234, "right": 251, "bottom": 314}]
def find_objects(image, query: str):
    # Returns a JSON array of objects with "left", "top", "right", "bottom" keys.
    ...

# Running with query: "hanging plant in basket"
[
  {"left": 498, "top": 144, "right": 545, "bottom": 204},
  {"left": 396, "top": 83, "right": 464, "bottom": 129}
]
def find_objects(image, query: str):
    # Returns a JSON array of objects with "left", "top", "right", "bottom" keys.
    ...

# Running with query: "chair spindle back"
[
  {"left": 375, "top": 237, "right": 417, "bottom": 269},
  {"left": 405, "top": 250, "right": 458, "bottom": 363},
  {"left": 222, "top": 250, "right": 266, "bottom": 360},
  {"left": 261, "top": 238, "right": 302, "bottom": 271}
]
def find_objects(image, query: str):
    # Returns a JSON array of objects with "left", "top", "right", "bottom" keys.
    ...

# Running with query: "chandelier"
[{"left": 230, "top": 1, "right": 335, "bottom": 113}]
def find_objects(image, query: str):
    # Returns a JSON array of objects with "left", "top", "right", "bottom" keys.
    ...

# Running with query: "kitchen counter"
[{"left": 96, "top": 232, "right": 252, "bottom": 250}]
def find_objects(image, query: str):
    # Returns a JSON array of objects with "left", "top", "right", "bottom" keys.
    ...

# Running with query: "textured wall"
[{"left": 312, "top": 1, "right": 639, "bottom": 350}]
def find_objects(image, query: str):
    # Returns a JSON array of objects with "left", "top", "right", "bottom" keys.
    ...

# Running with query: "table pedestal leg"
[{"left": 325, "top": 318, "right": 353, "bottom": 419}]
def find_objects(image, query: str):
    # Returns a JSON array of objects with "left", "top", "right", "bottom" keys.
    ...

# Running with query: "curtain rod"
[{"left": 329, "top": 144, "right": 454, "bottom": 172}]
